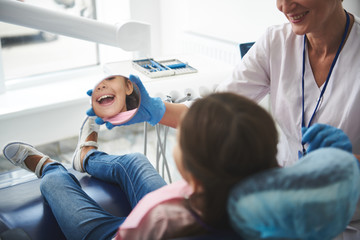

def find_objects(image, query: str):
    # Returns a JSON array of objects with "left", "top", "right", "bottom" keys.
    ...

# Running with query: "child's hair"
[
  {"left": 123, "top": 76, "right": 139, "bottom": 111},
  {"left": 179, "top": 92, "right": 279, "bottom": 234}
]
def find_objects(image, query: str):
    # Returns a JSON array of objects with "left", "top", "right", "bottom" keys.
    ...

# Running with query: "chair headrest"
[{"left": 228, "top": 148, "right": 360, "bottom": 240}]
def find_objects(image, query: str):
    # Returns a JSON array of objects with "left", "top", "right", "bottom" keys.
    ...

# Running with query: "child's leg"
[
  {"left": 40, "top": 162, "right": 125, "bottom": 240},
  {"left": 84, "top": 150, "right": 167, "bottom": 208}
]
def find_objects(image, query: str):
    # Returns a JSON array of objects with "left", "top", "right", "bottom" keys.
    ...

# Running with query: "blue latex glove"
[
  {"left": 302, "top": 123, "right": 352, "bottom": 154},
  {"left": 86, "top": 74, "right": 166, "bottom": 129}
]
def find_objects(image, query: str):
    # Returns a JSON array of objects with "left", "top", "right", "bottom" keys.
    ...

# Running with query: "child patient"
[
  {"left": 89, "top": 75, "right": 140, "bottom": 125},
  {"left": 3, "top": 91, "right": 279, "bottom": 239}
]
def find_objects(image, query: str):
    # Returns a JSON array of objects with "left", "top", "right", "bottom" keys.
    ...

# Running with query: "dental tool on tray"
[{"left": 132, "top": 58, "right": 197, "bottom": 78}]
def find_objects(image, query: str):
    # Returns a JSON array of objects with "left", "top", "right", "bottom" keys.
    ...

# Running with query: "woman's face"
[
  {"left": 276, "top": 0, "right": 341, "bottom": 35},
  {"left": 91, "top": 76, "right": 133, "bottom": 118}
]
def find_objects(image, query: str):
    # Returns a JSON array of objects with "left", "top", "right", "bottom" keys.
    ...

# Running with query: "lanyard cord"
[{"left": 301, "top": 10, "right": 350, "bottom": 129}]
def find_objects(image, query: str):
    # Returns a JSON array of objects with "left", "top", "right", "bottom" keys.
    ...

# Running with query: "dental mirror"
[{"left": 91, "top": 75, "right": 140, "bottom": 125}]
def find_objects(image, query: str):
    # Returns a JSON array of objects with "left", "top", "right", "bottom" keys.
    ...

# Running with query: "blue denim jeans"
[{"left": 40, "top": 150, "right": 167, "bottom": 240}]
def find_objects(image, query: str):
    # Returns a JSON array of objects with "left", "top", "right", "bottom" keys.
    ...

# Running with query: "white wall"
[
  {"left": 344, "top": 0, "right": 360, "bottom": 15},
  {"left": 159, "top": 0, "right": 287, "bottom": 56},
  {"left": 181, "top": 0, "right": 360, "bottom": 42},
  {"left": 129, "top": 0, "right": 360, "bottom": 57},
  {"left": 95, "top": 0, "right": 133, "bottom": 63},
  {"left": 129, "top": 0, "right": 163, "bottom": 57},
  {"left": 184, "top": 0, "right": 285, "bottom": 42}
]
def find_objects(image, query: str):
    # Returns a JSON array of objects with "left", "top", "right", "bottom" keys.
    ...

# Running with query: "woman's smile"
[{"left": 287, "top": 11, "right": 309, "bottom": 23}]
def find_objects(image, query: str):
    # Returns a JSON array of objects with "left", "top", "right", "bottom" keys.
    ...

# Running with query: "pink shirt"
[{"left": 114, "top": 180, "right": 197, "bottom": 240}]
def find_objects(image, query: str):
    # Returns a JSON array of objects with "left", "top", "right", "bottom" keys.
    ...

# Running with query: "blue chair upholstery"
[
  {"left": 239, "top": 42, "right": 255, "bottom": 59},
  {"left": 228, "top": 148, "right": 360, "bottom": 240},
  {"left": 0, "top": 168, "right": 132, "bottom": 240}
]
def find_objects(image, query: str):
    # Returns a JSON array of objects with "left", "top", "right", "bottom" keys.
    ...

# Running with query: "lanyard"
[{"left": 300, "top": 11, "right": 350, "bottom": 156}]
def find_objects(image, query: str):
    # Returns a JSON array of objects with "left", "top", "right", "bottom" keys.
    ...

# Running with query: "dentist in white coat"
[{"left": 215, "top": 0, "right": 360, "bottom": 239}]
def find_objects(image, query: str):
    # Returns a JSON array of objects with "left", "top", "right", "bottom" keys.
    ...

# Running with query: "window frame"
[{"left": 0, "top": 0, "right": 103, "bottom": 93}]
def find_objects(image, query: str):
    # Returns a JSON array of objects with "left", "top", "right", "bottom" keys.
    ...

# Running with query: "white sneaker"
[
  {"left": 3, "top": 142, "right": 51, "bottom": 178},
  {"left": 72, "top": 116, "right": 100, "bottom": 172}
]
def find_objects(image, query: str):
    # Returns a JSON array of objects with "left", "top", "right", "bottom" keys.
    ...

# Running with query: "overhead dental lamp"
[
  {"left": 0, "top": 0, "right": 151, "bottom": 57},
  {"left": 0, "top": 0, "right": 150, "bottom": 93}
]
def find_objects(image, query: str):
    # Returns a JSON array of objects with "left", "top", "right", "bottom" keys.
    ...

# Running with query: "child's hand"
[
  {"left": 86, "top": 74, "right": 166, "bottom": 129},
  {"left": 302, "top": 123, "right": 352, "bottom": 153}
]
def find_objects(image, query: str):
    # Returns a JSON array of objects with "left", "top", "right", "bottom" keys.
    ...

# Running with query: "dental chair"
[
  {"left": 0, "top": 168, "right": 131, "bottom": 240},
  {"left": 239, "top": 42, "right": 255, "bottom": 59},
  {"left": 1, "top": 148, "right": 359, "bottom": 240},
  {"left": 228, "top": 148, "right": 360, "bottom": 240}
]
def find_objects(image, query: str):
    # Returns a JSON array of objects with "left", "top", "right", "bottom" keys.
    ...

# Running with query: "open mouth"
[{"left": 97, "top": 95, "right": 115, "bottom": 105}]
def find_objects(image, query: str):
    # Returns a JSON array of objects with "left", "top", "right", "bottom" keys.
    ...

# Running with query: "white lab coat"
[{"left": 217, "top": 14, "right": 360, "bottom": 239}]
